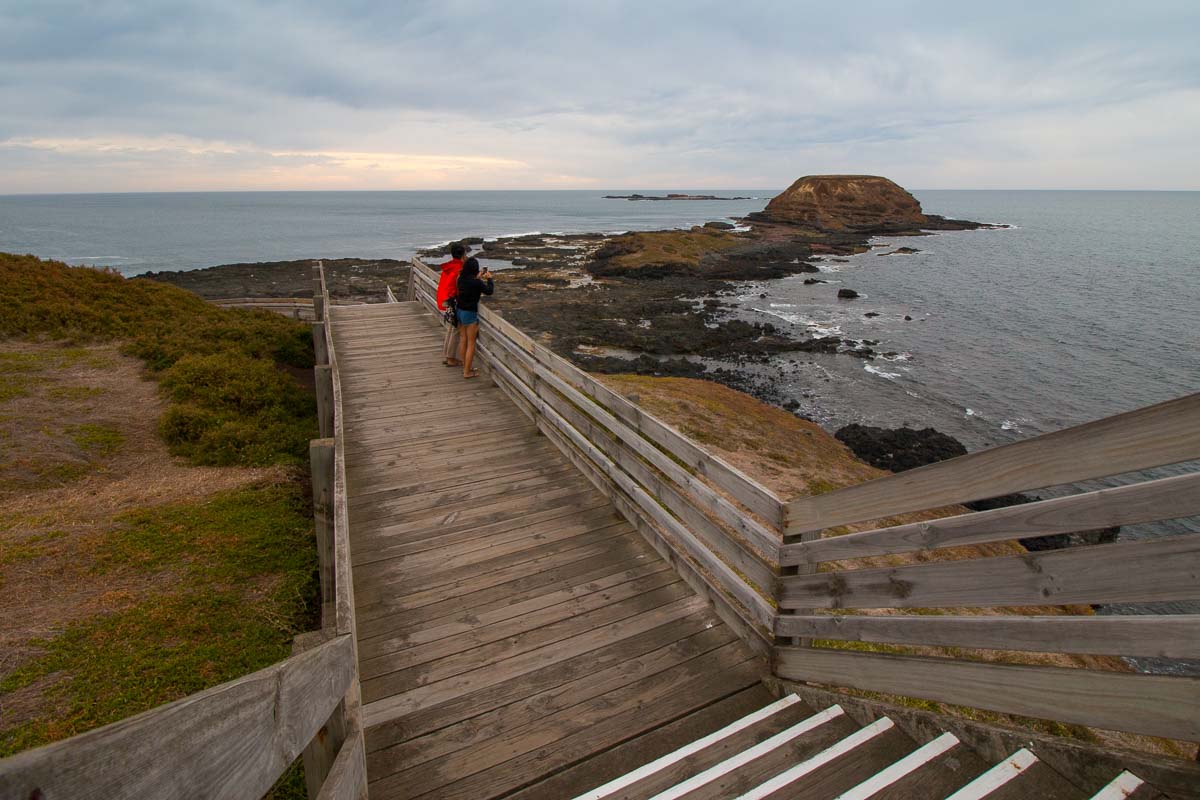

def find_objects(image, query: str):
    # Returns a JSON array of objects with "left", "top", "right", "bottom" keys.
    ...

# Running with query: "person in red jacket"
[{"left": 436, "top": 242, "right": 466, "bottom": 366}]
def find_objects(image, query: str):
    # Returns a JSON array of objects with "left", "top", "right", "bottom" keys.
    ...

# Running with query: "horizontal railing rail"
[
  {"left": 774, "top": 389, "right": 1200, "bottom": 743},
  {"left": 0, "top": 634, "right": 357, "bottom": 800},
  {"left": 0, "top": 262, "right": 368, "bottom": 799},
  {"left": 407, "top": 258, "right": 1200, "bottom": 748}
]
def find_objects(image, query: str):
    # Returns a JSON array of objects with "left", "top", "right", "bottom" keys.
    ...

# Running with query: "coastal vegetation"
[
  {"left": 589, "top": 227, "right": 741, "bottom": 276},
  {"left": 0, "top": 252, "right": 315, "bottom": 466},
  {"left": 0, "top": 254, "right": 318, "bottom": 795}
]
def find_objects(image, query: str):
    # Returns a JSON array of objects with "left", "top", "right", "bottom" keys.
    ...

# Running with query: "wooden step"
[
  {"left": 631, "top": 704, "right": 858, "bottom": 799},
  {"left": 569, "top": 694, "right": 821, "bottom": 800},
  {"left": 1088, "top": 771, "right": 1162, "bottom": 800},
  {"left": 727, "top": 717, "right": 910, "bottom": 799}
]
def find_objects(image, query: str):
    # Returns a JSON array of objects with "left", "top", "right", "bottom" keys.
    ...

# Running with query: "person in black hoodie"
[{"left": 455, "top": 257, "right": 493, "bottom": 379}]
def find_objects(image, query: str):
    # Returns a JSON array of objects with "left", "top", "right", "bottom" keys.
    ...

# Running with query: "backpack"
[{"left": 443, "top": 297, "right": 459, "bottom": 327}]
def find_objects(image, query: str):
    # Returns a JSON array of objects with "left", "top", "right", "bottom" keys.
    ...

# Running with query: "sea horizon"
[{"left": 4, "top": 187, "right": 1200, "bottom": 198}]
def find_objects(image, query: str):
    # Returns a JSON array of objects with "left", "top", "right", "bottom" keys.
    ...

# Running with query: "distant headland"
[{"left": 602, "top": 193, "right": 753, "bottom": 201}]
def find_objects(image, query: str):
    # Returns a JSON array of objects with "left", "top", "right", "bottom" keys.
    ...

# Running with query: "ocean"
[{"left": 3, "top": 188, "right": 1198, "bottom": 669}]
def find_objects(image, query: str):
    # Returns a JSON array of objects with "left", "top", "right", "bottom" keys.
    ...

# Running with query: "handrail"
[
  {"left": 404, "top": 257, "right": 1200, "bottom": 746},
  {"left": 0, "top": 264, "right": 369, "bottom": 799},
  {"left": 773, "top": 387, "right": 1200, "bottom": 743},
  {"left": 783, "top": 394, "right": 1200, "bottom": 537},
  {"left": 0, "top": 634, "right": 356, "bottom": 800},
  {"left": 407, "top": 257, "right": 783, "bottom": 655}
]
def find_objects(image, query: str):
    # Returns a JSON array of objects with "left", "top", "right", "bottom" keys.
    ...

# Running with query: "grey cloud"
[{"left": 1, "top": 0, "right": 1198, "bottom": 191}]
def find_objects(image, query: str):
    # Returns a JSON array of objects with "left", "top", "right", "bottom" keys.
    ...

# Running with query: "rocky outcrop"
[
  {"left": 760, "top": 175, "right": 927, "bottom": 232},
  {"left": 834, "top": 424, "right": 967, "bottom": 473}
]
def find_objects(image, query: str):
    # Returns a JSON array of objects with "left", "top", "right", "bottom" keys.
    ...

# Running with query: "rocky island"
[{"left": 412, "top": 175, "right": 1000, "bottom": 385}]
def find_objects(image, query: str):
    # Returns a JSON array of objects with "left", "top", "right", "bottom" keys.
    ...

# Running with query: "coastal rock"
[
  {"left": 878, "top": 246, "right": 921, "bottom": 256},
  {"left": 803, "top": 278, "right": 827, "bottom": 285},
  {"left": 837, "top": 288, "right": 860, "bottom": 299},
  {"left": 965, "top": 493, "right": 1120, "bottom": 551},
  {"left": 142, "top": 257, "right": 409, "bottom": 303},
  {"left": 704, "top": 220, "right": 735, "bottom": 230},
  {"left": 761, "top": 175, "right": 927, "bottom": 232},
  {"left": 834, "top": 424, "right": 967, "bottom": 473},
  {"left": 864, "top": 311, "right": 881, "bottom": 318}
]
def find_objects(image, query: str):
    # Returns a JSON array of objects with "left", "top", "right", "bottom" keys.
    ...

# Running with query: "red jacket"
[{"left": 436, "top": 257, "right": 464, "bottom": 311}]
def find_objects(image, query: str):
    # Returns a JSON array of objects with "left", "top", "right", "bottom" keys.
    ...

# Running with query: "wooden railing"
[
  {"left": 774, "top": 393, "right": 1200, "bottom": 743},
  {"left": 0, "top": 264, "right": 368, "bottom": 800},
  {"left": 406, "top": 257, "right": 1200, "bottom": 746},
  {"left": 408, "top": 258, "right": 785, "bottom": 657}
]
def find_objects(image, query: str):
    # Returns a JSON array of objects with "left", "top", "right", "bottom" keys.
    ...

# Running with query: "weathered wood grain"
[
  {"left": 779, "top": 533, "right": 1200, "bottom": 609},
  {"left": 310, "top": 438, "right": 336, "bottom": 628},
  {"left": 780, "top": 471, "right": 1200, "bottom": 566},
  {"left": 411, "top": 257, "right": 785, "bottom": 526},
  {"left": 481, "top": 338, "right": 777, "bottom": 592},
  {"left": 485, "top": 350, "right": 776, "bottom": 630},
  {"left": 533, "top": 407, "right": 775, "bottom": 660},
  {"left": 784, "top": 393, "right": 1200, "bottom": 536},
  {"left": 774, "top": 613, "right": 1200, "bottom": 658},
  {"left": 481, "top": 331, "right": 782, "bottom": 558},
  {"left": 774, "top": 646, "right": 1200, "bottom": 741},
  {"left": 0, "top": 634, "right": 355, "bottom": 800}
]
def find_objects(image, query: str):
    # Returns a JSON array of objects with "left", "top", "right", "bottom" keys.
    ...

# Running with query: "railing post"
[
  {"left": 310, "top": 438, "right": 336, "bottom": 629},
  {"left": 313, "top": 322, "right": 329, "bottom": 367},
  {"left": 290, "top": 629, "right": 350, "bottom": 800},
  {"left": 313, "top": 279, "right": 326, "bottom": 322},
  {"left": 776, "top": 517, "right": 818, "bottom": 654},
  {"left": 315, "top": 365, "right": 334, "bottom": 440},
  {"left": 406, "top": 263, "right": 417, "bottom": 301}
]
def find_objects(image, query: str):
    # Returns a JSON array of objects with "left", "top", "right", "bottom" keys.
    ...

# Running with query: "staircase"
[{"left": 572, "top": 694, "right": 1162, "bottom": 800}]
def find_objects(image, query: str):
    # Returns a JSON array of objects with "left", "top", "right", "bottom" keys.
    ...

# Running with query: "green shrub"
[
  {"left": 158, "top": 353, "right": 315, "bottom": 465},
  {"left": 0, "top": 253, "right": 316, "bottom": 465}
]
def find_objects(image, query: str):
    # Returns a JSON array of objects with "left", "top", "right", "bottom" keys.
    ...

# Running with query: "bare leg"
[
  {"left": 443, "top": 323, "right": 461, "bottom": 365},
  {"left": 462, "top": 323, "right": 480, "bottom": 377}
]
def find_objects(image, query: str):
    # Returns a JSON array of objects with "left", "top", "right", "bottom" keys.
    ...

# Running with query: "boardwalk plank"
[{"left": 330, "top": 302, "right": 765, "bottom": 800}]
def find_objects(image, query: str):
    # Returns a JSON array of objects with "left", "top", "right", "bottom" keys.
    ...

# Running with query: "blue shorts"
[{"left": 456, "top": 309, "right": 479, "bottom": 326}]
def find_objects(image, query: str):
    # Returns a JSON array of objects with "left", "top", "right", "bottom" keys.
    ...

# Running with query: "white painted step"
[
  {"left": 646, "top": 704, "right": 848, "bottom": 800},
  {"left": 568, "top": 694, "right": 807, "bottom": 800},
  {"left": 1088, "top": 771, "right": 1146, "bottom": 800},
  {"left": 733, "top": 717, "right": 897, "bottom": 800},
  {"left": 833, "top": 732, "right": 961, "bottom": 800},
  {"left": 943, "top": 748, "right": 1039, "bottom": 799}
]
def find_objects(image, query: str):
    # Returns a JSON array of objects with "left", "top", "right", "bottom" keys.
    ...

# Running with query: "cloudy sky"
[{"left": 1, "top": 1, "right": 1197, "bottom": 193}]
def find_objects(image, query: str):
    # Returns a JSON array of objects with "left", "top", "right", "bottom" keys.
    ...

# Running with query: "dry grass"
[
  {"left": 604, "top": 228, "right": 741, "bottom": 270},
  {"left": 0, "top": 341, "right": 291, "bottom": 734},
  {"left": 598, "top": 374, "right": 1195, "bottom": 759}
]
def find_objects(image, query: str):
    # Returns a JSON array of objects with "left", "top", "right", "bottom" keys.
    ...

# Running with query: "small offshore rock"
[
  {"left": 837, "top": 288, "right": 860, "bottom": 299},
  {"left": 704, "top": 220, "right": 736, "bottom": 230},
  {"left": 864, "top": 311, "right": 881, "bottom": 318},
  {"left": 835, "top": 424, "right": 968, "bottom": 473},
  {"left": 804, "top": 278, "right": 828, "bottom": 285},
  {"left": 903, "top": 315, "right": 913, "bottom": 321}
]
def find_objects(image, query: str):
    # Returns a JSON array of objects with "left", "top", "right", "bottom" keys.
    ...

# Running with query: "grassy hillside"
[
  {"left": 1, "top": 254, "right": 319, "bottom": 794},
  {"left": 0, "top": 253, "right": 315, "bottom": 466}
]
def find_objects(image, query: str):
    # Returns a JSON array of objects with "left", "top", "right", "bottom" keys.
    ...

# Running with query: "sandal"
[
  {"left": 444, "top": 359, "right": 462, "bottom": 367},
  {"left": 463, "top": 369, "right": 480, "bottom": 379}
]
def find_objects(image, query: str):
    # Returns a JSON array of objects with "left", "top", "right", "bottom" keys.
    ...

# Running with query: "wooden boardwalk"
[{"left": 330, "top": 302, "right": 769, "bottom": 800}]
